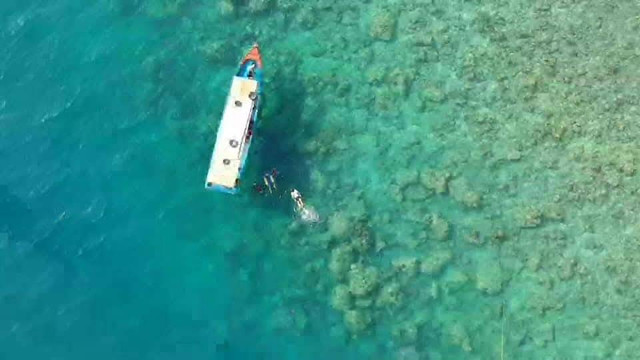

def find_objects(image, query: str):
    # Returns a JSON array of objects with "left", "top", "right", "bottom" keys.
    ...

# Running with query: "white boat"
[{"left": 205, "top": 44, "right": 263, "bottom": 194}]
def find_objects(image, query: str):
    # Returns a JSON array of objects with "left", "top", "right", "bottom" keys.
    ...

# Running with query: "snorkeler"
[
  {"left": 290, "top": 189, "right": 320, "bottom": 223},
  {"left": 268, "top": 171, "right": 277, "bottom": 191},
  {"left": 262, "top": 174, "right": 274, "bottom": 193},
  {"left": 290, "top": 189, "right": 305, "bottom": 210},
  {"left": 261, "top": 169, "right": 278, "bottom": 194}
]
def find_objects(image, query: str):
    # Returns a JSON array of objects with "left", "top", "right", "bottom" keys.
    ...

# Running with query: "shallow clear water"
[{"left": 3, "top": 0, "right": 640, "bottom": 359}]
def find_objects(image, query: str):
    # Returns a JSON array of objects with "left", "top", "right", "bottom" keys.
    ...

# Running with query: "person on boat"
[
  {"left": 290, "top": 189, "right": 305, "bottom": 211},
  {"left": 247, "top": 62, "right": 256, "bottom": 79}
]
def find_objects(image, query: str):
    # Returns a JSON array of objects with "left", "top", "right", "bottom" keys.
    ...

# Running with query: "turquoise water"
[
  {"left": 3, "top": 0, "right": 640, "bottom": 359},
  {"left": 1, "top": 1, "right": 354, "bottom": 358}
]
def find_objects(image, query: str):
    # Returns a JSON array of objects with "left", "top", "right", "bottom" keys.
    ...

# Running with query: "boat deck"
[{"left": 205, "top": 76, "right": 258, "bottom": 190}]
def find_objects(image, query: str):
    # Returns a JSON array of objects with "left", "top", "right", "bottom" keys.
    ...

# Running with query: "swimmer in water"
[
  {"left": 290, "top": 188, "right": 320, "bottom": 223},
  {"left": 290, "top": 189, "right": 305, "bottom": 211},
  {"left": 263, "top": 174, "right": 272, "bottom": 193},
  {"left": 269, "top": 169, "right": 278, "bottom": 190},
  {"left": 263, "top": 170, "right": 277, "bottom": 194},
  {"left": 261, "top": 168, "right": 278, "bottom": 194}
]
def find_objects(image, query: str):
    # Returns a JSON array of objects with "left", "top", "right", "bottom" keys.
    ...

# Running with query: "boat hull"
[{"left": 205, "top": 44, "right": 263, "bottom": 194}]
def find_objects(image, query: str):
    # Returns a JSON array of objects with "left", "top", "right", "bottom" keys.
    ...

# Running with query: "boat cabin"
[{"left": 205, "top": 76, "right": 259, "bottom": 192}]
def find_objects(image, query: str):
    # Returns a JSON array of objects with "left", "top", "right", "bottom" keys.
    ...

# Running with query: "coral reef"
[
  {"left": 145, "top": 0, "right": 185, "bottom": 17},
  {"left": 351, "top": 220, "right": 374, "bottom": 253},
  {"left": 369, "top": 9, "right": 396, "bottom": 41},
  {"left": 348, "top": 264, "right": 380, "bottom": 297},
  {"left": 344, "top": 309, "right": 372, "bottom": 335},
  {"left": 429, "top": 214, "right": 450, "bottom": 241},
  {"left": 141, "top": 0, "right": 640, "bottom": 357},
  {"left": 395, "top": 346, "right": 421, "bottom": 360},
  {"left": 218, "top": 0, "right": 235, "bottom": 16},
  {"left": 328, "top": 211, "right": 351, "bottom": 239},
  {"left": 475, "top": 261, "right": 505, "bottom": 295},
  {"left": 441, "top": 268, "right": 469, "bottom": 291},
  {"left": 449, "top": 323, "right": 473, "bottom": 352},
  {"left": 331, "top": 284, "right": 352, "bottom": 312},
  {"left": 403, "top": 184, "right": 431, "bottom": 202},
  {"left": 448, "top": 178, "right": 482, "bottom": 209},
  {"left": 329, "top": 244, "right": 354, "bottom": 279},
  {"left": 421, "top": 170, "right": 452, "bottom": 195},
  {"left": 421, "top": 250, "right": 453, "bottom": 275},
  {"left": 392, "top": 322, "right": 419, "bottom": 345},
  {"left": 519, "top": 206, "right": 543, "bottom": 228},
  {"left": 376, "top": 281, "right": 403, "bottom": 308},
  {"left": 247, "top": 0, "right": 273, "bottom": 14},
  {"left": 392, "top": 257, "right": 419, "bottom": 277},
  {"left": 199, "top": 40, "right": 228, "bottom": 64}
]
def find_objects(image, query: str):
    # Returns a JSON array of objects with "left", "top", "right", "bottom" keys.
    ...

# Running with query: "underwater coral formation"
[{"left": 141, "top": 0, "right": 640, "bottom": 357}]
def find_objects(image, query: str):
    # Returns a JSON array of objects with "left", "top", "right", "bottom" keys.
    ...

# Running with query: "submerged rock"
[
  {"left": 395, "top": 346, "right": 420, "bottom": 360},
  {"left": 344, "top": 309, "right": 372, "bottom": 335},
  {"left": 331, "top": 284, "right": 352, "bottom": 312},
  {"left": 520, "top": 207, "right": 543, "bottom": 228},
  {"left": 449, "top": 178, "right": 482, "bottom": 209},
  {"left": 376, "top": 282, "right": 403, "bottom": 308},
  {"left": 430, "top": 214, "right": 450, "bottom": 241},
  {"left": 370, "top": 9, "right": 396, "bottom": 41},
  {"left": 145, "top": 0, "right": 185, "bottom": 17},
  {"left": 395, "top": 168, "right": 420, "bottom": 189},
  {"left": 328, "top": 212, "right": 350, "bottom": 239},
  {"left": 531, "top": 322, "right": 555, "bottom": 348},
  {"left": 421, "top": 170, "right": 452, "bottom": 194},
  {"left": 421, "top": 250, "right": 453, "bottom": 275},
  {"left": 476, "top": 262, "right": 505, "bottom": 295},
  {"left": 450, "top": 323, "right": 473, "bottom": 352},
  {"left": 392, "top": 257, "right": 420, "bottom": 277},
  {"left": 419, "top": 86, "right": 447, "bottom": 104},
  {"left": 392, "top": 322, "right": 419, "bottom": 345},
  {"left": 247, "top": 0, "right": 273, "bottom": 13},
  {"left": 329, "top": 244, "right": 354, "bottom": 279},
  {"left": 348, "top": 264, "right": 380, "bottom": 297},
  {"left": 583, "top": 323, "right": 598, "bottom": 338},
  {"left": 354, "top": 297, "right": 374, "bottom": 308},
  {"left": 403, "top": 184, "right": 432, "bottom": 202},
  {"left": 218, "top": 0, "right": 234, "bottom": 16},
  {"left": 557, "top": 257, "right": 576, "bottom": 280},
  {"left": 276, "top": 0, "right": 297, "bottom": 10},
  {"left": 270, "top": 306, "right": 307, "bottom": 333},
  {"left": 352, "top": 221, "right": 374, "bottom": 253},
  {"left": 465, "top": 230, "right": 483, "bottom": 245},
  {"left": 442, "top": 268, "right": 469, "bottom": 291}
]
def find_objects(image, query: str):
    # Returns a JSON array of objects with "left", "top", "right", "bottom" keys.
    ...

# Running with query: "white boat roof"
[{"left": 206, "top": 76, "right": 258, "bottom": 190}]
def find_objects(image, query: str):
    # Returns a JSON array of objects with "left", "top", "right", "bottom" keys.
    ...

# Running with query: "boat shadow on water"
[{"left": 246, "top": 69, "right": 320, "bottom": 212}]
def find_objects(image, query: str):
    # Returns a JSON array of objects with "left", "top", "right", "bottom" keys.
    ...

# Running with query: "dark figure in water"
[
  {"left": 253, "top": 182, "right": 264, "bottom": 195},
  {"left": 253, "top": 168, "right": 279, "bottom": 195}
]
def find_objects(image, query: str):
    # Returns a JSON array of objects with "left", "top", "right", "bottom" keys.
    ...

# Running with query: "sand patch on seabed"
[{"left": 142, "top": 0, "right": 640, "bottom": 358}]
